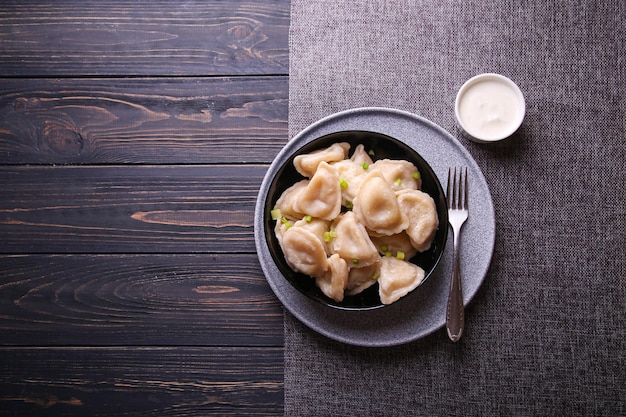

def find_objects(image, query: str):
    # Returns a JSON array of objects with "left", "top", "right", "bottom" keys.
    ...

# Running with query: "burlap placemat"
[{"left": 286, "top": 0, "right": 625, "bottom": 415}]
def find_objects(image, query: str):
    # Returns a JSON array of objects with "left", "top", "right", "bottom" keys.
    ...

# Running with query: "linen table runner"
[{"left": 286, "top": 0, "right": 625, "bottom": 415}]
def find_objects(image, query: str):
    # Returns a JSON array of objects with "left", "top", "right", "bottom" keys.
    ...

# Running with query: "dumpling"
[
  {"left": 293, "top": 162, "right": 342, "bottom": 221},
  {"left": 345, "top": 260, "right": 380, "bottom": 296},
  {"left": 274, "top": 217, "right": 290, "bottom": 248},
  {"left": 349, "top": 144, "right": 374, "bottom": 166},
  {"left": 293, "top": 142, "right": 350, "bottom": 177},
  {"left": 292, "top": 217, "right": 332, "bottom": 255},
  {"left": 315, "top": 254, "right": 348, "bottom": 302},
  {"left": 396, "top": 189, "right": 439, "bottom": 252},
  {"left": 331, "top": 159, "right": 367, "bottom": 204},
  {"left": 281, "top": 227, "right": 328, "bottom": 277},
  {"left": 370, "top": 231, "right": 418, "bottom": 260},
  {"left": 378, "top": 257, "right": 425, "bottom": 304},
  {"left": 330, "top": 211, "right": 380, "bottom": 268},
  {"left": 352, "top": 169, "right": 409, "bottom": 236},
  {"left": 371, "top": 159, "right": 422, "bottom": 191},
  {"left": 274, "top": 179, "right": 308, "bottom": 219}
]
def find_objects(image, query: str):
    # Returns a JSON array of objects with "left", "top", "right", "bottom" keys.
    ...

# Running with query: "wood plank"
[
  {"left": 0, "top": 165, "right": 269, "bottom": 253},
  {"left": 0, "top": 77, "right": 288, "bottom": 164},
  {"left": 0, "top": 254, "right": 283, "bottom": 346},
  {"left": 0, "top": 346, "right": 283, "bottom": 416},
  {"left": 0, "top": 0, "right": 289, "bottom": 77}
]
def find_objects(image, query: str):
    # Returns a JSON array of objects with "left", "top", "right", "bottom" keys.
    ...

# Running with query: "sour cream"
[{"left": 455, "top": 73, "right": 525, "bottom": 142}]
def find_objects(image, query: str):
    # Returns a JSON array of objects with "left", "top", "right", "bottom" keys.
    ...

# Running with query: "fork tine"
[
  {"left": 454, "top": 168, "right": 460, "bottom": 210},
  {"left": 462, "top": 167, "right": 468, "bottom": 210},
  {"left": 451, "top": 167, "right": 460, "bottom": 210}
]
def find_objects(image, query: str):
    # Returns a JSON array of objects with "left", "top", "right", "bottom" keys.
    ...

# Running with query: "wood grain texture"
[
  {"left": 0, "top": 346, "right": 283, "bottom": 416},
  {"left": 0, "top": 165, "right": 268, "bottom": 253},
  {"left": 0, "top": 1, "right": 289, "bottom": 412},
  {"left": 0, "top": 254, "right": 283, "bottom": 346},
  {"left": 0, "top": 0, "right": 289, "bottom": 77},
  {"left": 0, "top": 77, "right": 288, "bottom": 164}
]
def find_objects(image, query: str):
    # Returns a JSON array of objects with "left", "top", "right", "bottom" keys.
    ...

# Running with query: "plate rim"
[{"left": 255, "top": 106, "right": 496, "bottom": 347}]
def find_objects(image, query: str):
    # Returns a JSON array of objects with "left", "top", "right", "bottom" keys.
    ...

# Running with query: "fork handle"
[{"left": 446, "top": 235, "right": 464, "bottom": 342}]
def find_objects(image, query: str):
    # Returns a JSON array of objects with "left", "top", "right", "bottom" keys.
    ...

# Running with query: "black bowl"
[{"left": 263, "top": 131, "right": 448, "bottom": 310}]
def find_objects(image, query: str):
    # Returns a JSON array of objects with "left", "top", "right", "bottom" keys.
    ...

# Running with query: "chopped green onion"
[
  {"left": 270, "top": 208, "right": 282, "bottom": 220},
  {"left": 352, "top": 259, "right": 359, "bottom": 265},
  {"left": 394, "top": 178, "right": 402, "bottom": 186},
  {"left": 413, "top": 171, "right": 421, "bottom": 180},
  {"left": 345, "top": 199, "right": 353, "bottom": 209},
  {"left": 305, "top": 215, "right": 313, "bottom": 223},
  {"left": 361, "top": 162, "right": 369, "bottom": 170},
  {"left": 371, "top": 272, "right": 379, "bottom": 281},
  {"left": 323, "top": 230, "right": 338, "bottom": 242},
  {"left": 280, "top": 216, "right": 292, "bottom": 229},
  {"left": 380, "top": 244, "right": 388, "bottom": 253},
  {"left": 396, "top": 251, "right": 405, "bottom": 261},
  {"left": 385, "top": 252, "right": 392, "bottom": 258},
  {"left": 339, "top": 178, "right": 349, "bottom": 189},
  {"left": 368, "top": 149, "right": 375, "bottom": 156}
]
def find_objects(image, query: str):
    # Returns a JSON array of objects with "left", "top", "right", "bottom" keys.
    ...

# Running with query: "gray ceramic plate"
[{"left": 254, "top": 107, "right": 495, "bottom": 347}]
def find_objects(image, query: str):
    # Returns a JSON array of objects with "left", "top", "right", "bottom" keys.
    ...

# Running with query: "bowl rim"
[{"left": 259, "top": 130, "right": 449, "bottom": 311}]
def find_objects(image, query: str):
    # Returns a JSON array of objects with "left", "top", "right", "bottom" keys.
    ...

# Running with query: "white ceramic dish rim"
[{"left": 454, "top": 73, "right": 526, "bottom": 143}]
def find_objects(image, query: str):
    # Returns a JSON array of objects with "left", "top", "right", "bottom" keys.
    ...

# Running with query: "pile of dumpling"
[{"left": 272, "top": 142, "right": 439, "bottom": 305}]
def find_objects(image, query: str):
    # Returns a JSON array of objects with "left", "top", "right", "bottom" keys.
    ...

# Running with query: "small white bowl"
[{"left": 455, "top": 73, "right": 525, "bottom": 143}]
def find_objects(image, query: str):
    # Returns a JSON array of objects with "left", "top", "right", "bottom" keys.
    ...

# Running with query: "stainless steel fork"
[{"left": 446, "top": 167, "right": 468, "bottom": 342}]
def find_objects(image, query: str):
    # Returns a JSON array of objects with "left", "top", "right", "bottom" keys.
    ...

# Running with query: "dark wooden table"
[{"left": 0, "top": 1, "right": 288, "bottom": 415}]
